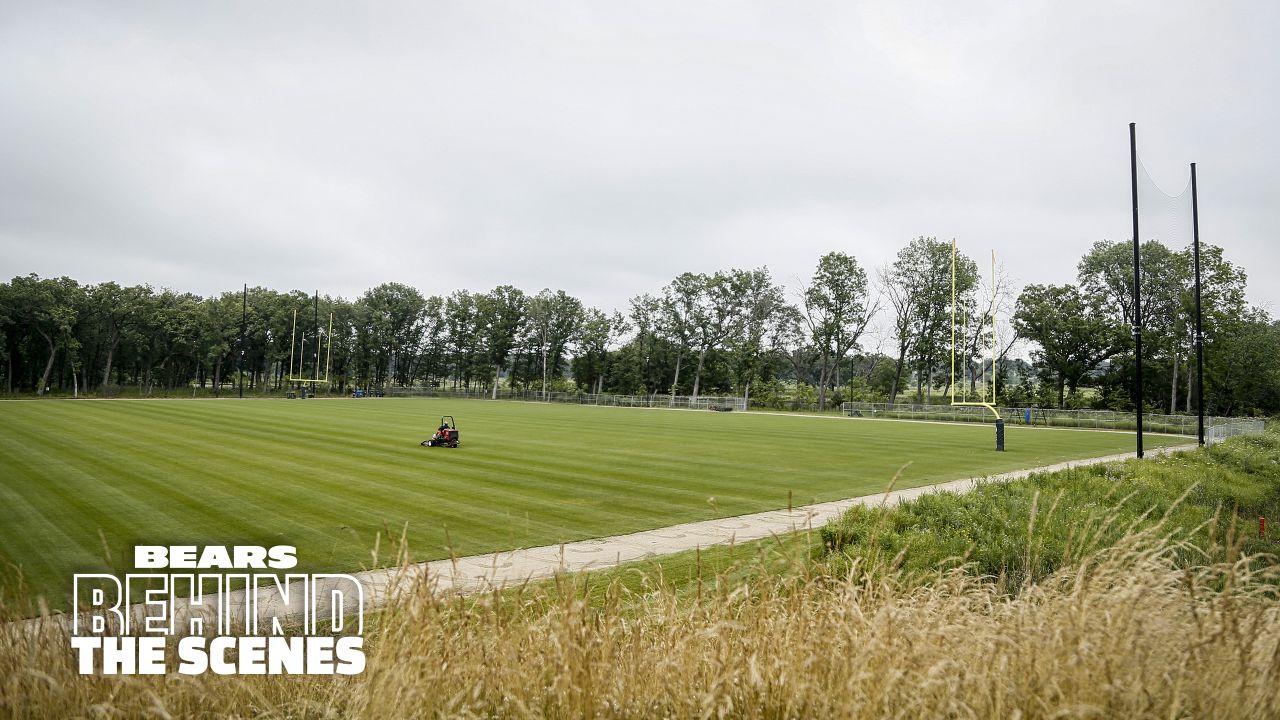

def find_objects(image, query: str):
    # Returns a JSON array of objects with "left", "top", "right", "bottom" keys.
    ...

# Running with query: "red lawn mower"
[{"left": 421, "top": 415, "right": 460, "bottom": 448}]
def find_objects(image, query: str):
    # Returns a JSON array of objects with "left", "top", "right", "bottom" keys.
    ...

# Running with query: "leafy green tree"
[
  {"left": 411, "top": 295, "right": 448, "bottom": 389},
  {"left": 801, "top": 252, "right": 873, "bottom": 410},
  {"left": 359, "top": 283, "right": 426, "bottom": 387},
  {"left": 610, "top": 293, "right": 672, "bottom": 396},
  {"left": 1078, "top": 239, "right": 1251, "bottom": 414},
  {"left": 659, "top": 273, "right": 704, "bottom": 397},
  {"left": 688, "top": 270, "right": 747, "bottom": 400},
  {"left": 1169, "top": 243, "right": 1247, "bottom": 412},
  {"left": 477, "top": 285, "right": 526, "bottom": 398},
  {"left": 7, "top": 274, "right": 84, "bottom": 395},
  {"left": 525, "top": 289, "right": 584, "bottom": 395},
  {"left": 1014, "top": 284, "right": 1124, "bottom": 408},
  {"left": 197, "top": 292, "right": 245, "bottom": 395},
  {"left": 1202, "top": 308, "right": 1279, "bottom": 415},
  {"left": 442, "top": 290, "right": 479, "bottom": 389},
  {"left": 133, "top": 290, "right": 203, "bottom": 394},
  {"left": 879, "top": 238, "right": 972, "bottom": 404},
  {"left": 88, "top": 282, "right": 153, "bottom": 393},
  {"left": 0, "top": 281, "right": 11, "bottom": 393},
  {"left": 728, "top": 268, "right": 788, "bottom": 404},
  {"left": 1077, "top": 241, "right": 1180, "bottom": 404},
  {"left": 573, "top": 308, "right": 627, "bottom": 395}
]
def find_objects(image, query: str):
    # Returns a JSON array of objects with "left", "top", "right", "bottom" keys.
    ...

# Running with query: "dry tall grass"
[{"left": 4, "top": 524, "right": 1279, "bottom": 719}]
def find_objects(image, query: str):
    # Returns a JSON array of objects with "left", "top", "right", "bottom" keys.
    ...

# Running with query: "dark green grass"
[{"left": 0, "top": 397, "right": 1185, "bottom": 607}]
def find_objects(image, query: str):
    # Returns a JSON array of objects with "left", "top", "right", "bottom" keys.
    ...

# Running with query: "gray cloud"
[{"left": 2, "top": 1, "right": 1276, "bottom": 317}]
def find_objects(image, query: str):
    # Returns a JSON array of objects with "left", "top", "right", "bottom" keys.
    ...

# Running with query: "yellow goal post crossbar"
[{"left": 950, "top": 240, "right": 1001, "bottom": 420}]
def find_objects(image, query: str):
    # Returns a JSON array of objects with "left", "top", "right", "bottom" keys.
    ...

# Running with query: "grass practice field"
[{"left": 0, "top": 397, "right": 1186, "bottom": 606}]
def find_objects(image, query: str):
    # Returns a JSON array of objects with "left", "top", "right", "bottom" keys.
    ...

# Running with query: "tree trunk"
[
  {"left": 670, "top": 353, "right": 683, "bottom": 406},
  {"left": 101, "top": 333, "right": 119, "bottom": 390},
  {"left": 1057, "top": 373, "right": 1066, "bottom": 409},
  {"left": 691, "top": 348, "right": 707, "bottom": 400},
  {"left": 1170, "top": 351, "right": 1178, "bottom": 415},
  {"left": 1186, "top": 362, "right": 1193, "bottom": 413},
  {"left": 36, "top": 331, "right": 56, "bottom": 396},
  {"left": 888, "top": 345, "right": 908, "bottom": 407},
  {"left": 816, "top": 353, "right": 831, "bottom": 411},
  {"left": 492, "top": 364, "right": 501, "bottom": 399}
]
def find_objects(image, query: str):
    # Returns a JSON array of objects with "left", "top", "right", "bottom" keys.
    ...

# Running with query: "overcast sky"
[{"left": 2, "top": 1, "right": 1277, "bottom": 325}]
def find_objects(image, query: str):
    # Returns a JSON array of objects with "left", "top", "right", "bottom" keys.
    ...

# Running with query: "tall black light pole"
[
  {"left": 1191, "top": 163, "right": 1205, "bottom": 446},
  {"left": 1130, "top": 123, "right": 1144, "bottom": 458},
  {"left": 239, "top": 283, "right": 246, "bottom": 399},
  {"left": 313, "top": 291, "right": 321, "bottom": 390}
]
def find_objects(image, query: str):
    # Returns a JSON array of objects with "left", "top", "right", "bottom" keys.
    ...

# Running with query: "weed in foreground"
[{"left": 2, "top": 525, "right": 1279, "bottom": 719}]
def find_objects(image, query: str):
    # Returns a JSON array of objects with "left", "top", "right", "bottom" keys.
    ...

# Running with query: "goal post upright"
[
  {"left": 950, "top": 238, "right": 956, "bottom": 405},
  {"left": 285, "top": 295, "right": 335, "bottom": 389},
  {"left": 950, "top": 239, "right": 1004, "bottom": 450},
  {"left": 989, "top": 249, "right": 997, "bottom": 407}
]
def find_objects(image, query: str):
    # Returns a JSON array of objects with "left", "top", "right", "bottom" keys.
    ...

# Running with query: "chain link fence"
[
  {"left": 382, "top": 387, "right": 747, "bottom": 411},
  {"left": 841, "top": 401, "right": 1261, "bottom": 438},
  {"left": 1205, "top": 419, "right": 1267, "bottom": 445},
  {"left": 366, "top": 386, "right": 1263, "bottom": 439}
]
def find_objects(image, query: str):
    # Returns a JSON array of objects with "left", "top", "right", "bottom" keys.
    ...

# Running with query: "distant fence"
[
  {"left": 367, "top": 386, "right": 1264, "bottom": 438},
  {"left": 1205, "top": 419, "right": 1267, "bottom": 445},
  {"left": 382, "top": 387, "right": 747, "bottom": 411},
  {"left": 840, "top": 401, "right": 1260, "bottom": 438}
]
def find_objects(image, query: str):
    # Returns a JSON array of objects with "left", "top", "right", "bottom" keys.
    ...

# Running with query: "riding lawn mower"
[{"left": 421, "top": 415, "right": 460, "bottom": 448}]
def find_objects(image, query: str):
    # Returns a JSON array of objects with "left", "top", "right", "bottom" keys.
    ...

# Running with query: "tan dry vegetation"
[{"left": 3, "top": 525, "right": 1280, "bottom": 719}]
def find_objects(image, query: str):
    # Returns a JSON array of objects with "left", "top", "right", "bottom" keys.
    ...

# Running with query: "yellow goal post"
[
  {"left": 286, "top": 304, "right": 334, "bottom": 385},
  {"left": 950, "top": 239, "right": 1001, "bottom": 421}
]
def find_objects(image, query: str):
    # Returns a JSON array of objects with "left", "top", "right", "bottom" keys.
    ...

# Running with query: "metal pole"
[
  {"left": 325, "top": 313, "right": 333, "bottom": 384},
  {"left": 239, "top": 284, "right": 246, "bottom": 399},
  {"left": 1191, "top": 162, "right": 1205, "bottom": 446},
  {"left": 288, "top": 309, "right": 297, "bottom": 382},
  {"left": 950, "top": 239, "right": 956, "bottom": 404},
  {"left": 313, "top": 291, "right": 320, "bottom": 386},
  {"left": 1130, "top": 122, "right": 1144, "bottom": 458}
]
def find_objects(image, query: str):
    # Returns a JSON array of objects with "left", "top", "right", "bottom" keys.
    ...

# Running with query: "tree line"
[
  {"left": 1013, "top": 239, "right": 1277, "bottom": 416},
  {"left": 2, "top": 236, "right": 1276, "bottom": 415}
]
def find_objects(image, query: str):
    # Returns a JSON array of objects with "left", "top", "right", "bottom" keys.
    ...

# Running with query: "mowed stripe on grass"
[{"left": 0, "top": 397, "right": 1184, "bottom": 604}]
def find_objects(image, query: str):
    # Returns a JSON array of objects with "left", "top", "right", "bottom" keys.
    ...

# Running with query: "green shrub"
[{"left": 820, "top": 429, "right": 1280, "bottom": 593}]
